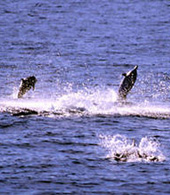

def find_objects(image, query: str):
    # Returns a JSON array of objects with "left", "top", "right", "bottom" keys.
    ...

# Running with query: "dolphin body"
[
  {"left": 17, "top": 76, "right": 37, "bottom": 98},
  {"left": 118, "top": 66, "right": 138, "bottom": 100},
  {"left": 113, "top": 139, "right": 160, "bottom": 162}
]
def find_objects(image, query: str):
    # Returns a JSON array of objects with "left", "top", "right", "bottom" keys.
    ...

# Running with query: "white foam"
[
  {"left": 99, "top": 134, "right": 165, "bottom": 162},
  {"left": 0, "top": 86, "right": 170, "bottom": 118}
]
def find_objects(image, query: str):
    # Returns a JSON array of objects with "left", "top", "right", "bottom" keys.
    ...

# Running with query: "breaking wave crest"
[
  {"left": 99, "top": 134, "right": 165, "bottom": 163},
  {"left": 0, "top": 86, "right": 170, "bottom": 118}
]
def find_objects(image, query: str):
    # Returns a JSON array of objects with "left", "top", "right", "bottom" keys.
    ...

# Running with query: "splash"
[
  {"left": 0, "top": 86, "right": 170, "bottom": 118},
  {"left": 99, "top": 134, "right": 165, "bottom": 163}
]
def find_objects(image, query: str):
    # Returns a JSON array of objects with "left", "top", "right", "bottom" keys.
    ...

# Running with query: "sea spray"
[
  {"left": 99, "top": 134, "right": 165, "bottom": 162},
  {"left": 0, "top": 85, "right": 170, "bottom": 118}
]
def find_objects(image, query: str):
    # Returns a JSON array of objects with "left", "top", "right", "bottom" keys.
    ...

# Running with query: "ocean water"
[{"left": 0, "top": 0, "right": 170, "bottom": 194}]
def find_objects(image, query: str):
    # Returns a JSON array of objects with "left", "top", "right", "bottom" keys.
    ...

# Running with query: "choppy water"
[{"left": 0, "top": 0, "right": 170, "bottom": 194}]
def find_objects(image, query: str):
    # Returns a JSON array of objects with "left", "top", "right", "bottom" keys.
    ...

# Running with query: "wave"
[
  {"left": 0, "top": 87, "right": 170, "bottom": 118},
  {"left": 99, "top": 134, "right": 165, "bottom": 163}
]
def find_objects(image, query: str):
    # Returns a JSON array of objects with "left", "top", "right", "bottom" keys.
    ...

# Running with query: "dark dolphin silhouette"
[
  {"left": 18, "top": 76, "right": 37, "bottom": 98},
  {"left": 113, "top": 139, "right": 160, "bottom": 162},
  {"left": 118, "top": 66, "right": 138, "bottom": 100}
]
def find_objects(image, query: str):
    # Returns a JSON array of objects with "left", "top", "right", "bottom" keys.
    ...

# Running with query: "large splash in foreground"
[
  {"left": 99, "top": 134, "right": 165, "bottom": 163},
  {"left": 0, "top": 88, "right": 170, "bottom": 118}
]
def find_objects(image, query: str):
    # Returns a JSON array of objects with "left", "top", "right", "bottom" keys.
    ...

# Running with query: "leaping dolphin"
[
  {"left": 118, "top": 66, "right": 138, "bottom": 100},
  {"left": 17, "top": 76, "right": 37, "bottom": 98}
]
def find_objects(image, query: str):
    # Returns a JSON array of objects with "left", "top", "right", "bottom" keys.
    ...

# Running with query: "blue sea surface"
[{"left": 0, "top": 0, "right": 170, "bottom": 194}]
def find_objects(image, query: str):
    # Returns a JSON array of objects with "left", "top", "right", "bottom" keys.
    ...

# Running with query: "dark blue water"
[{"left": 0, "top": 0, "right": 170, "bottom": 194}]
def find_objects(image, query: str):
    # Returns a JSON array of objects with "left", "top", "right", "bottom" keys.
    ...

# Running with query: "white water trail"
[{"left": 0, "top": 86, "right": 170, "bottom": 118}]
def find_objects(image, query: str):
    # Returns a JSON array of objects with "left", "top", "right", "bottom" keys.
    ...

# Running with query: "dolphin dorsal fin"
[{"left": 122, "top": 73, "right": 126, "bottom": 77}]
